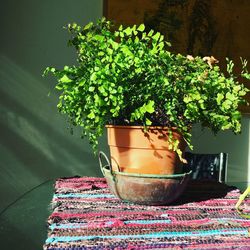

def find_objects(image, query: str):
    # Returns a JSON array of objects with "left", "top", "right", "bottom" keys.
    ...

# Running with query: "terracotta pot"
[{"left": 106, "top": 125, "right": 186, "bottom": 175}]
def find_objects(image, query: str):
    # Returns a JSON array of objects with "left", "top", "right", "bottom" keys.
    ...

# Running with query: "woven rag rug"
[{"left": 44, "top": 177, "right": 250, "bottom": 250}]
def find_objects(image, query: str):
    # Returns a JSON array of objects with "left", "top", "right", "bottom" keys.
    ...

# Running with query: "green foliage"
[{"left": 44, "top": 18, "right": 249, "bottom": 158}]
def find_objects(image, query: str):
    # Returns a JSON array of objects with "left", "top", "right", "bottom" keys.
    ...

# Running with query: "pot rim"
[{"left": 105, "top": 125, "right": 179, "bottom": 130}]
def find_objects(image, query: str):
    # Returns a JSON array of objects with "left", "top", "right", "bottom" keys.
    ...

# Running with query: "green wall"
[
  {"left": 0, "top": 0, "right": 104, "bottom": 213},
  {"left": 191, "top": 116, "right": 250, "bottom": 190}
]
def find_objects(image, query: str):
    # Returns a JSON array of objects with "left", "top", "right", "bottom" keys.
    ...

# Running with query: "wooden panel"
[{"left": 104, "top": 0, "right": 250, "bottom": 113}]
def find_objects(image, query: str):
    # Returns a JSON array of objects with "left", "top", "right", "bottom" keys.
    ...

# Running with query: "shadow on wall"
[{"left": 0, "top": 55, "right": 106, "bottom": 212}]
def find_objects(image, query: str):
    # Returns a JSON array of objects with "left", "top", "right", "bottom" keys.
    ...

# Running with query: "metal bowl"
[{"left": 99, "top": 151, "right": 191, "bottom": 205}]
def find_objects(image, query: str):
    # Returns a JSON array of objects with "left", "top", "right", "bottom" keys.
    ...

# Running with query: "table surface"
[
  {"left": 0, "top": 179, "right": 54, "bottom": 250},
  {"left": 43, "top": 177, "right": 250, "bottom": 250}
]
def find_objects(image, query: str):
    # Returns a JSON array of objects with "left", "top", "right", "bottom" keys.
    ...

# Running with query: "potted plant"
[{"left": 44, "top": 18, "right": 249, "bottom": 204}]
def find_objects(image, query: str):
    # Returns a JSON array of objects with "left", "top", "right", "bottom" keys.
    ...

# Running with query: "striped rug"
[{"left": 44, "top": 177, "right": 250, "bottom": 249}]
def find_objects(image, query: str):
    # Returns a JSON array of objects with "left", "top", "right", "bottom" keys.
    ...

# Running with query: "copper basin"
[{"left": 99, "top": 151, "right": 191, "bottom": 205}]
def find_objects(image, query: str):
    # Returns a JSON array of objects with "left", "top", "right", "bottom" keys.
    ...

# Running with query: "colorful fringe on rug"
[{"left": 44, "top": 177, "right": 250, "bottom": 249}]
